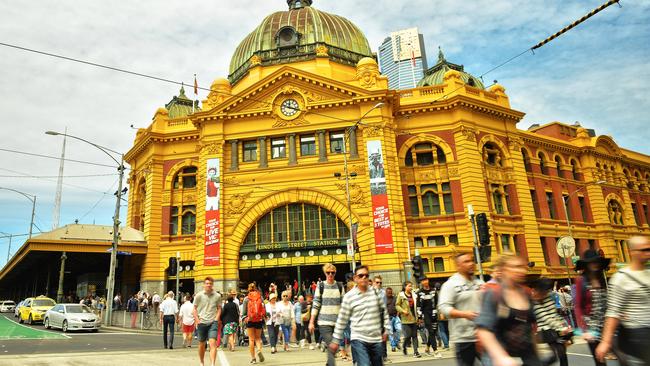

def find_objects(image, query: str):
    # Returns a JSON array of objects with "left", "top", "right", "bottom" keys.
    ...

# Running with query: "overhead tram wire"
[
  {"left": 0, "top": 147, "right": 117, "bottom": 168},
  {"left": 0, "top": 173, "right": 117, "bottom": 178},
  {"left": 0, "top": 0, "right": 621, "bottom": 127}
]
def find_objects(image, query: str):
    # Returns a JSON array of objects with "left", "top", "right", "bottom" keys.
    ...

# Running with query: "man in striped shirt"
[
  {"left": 330, "top": 265, "right": 390, "bottom": 366},
  {"left": 309, "top": 263, "right": 343, "bottom": 366}
]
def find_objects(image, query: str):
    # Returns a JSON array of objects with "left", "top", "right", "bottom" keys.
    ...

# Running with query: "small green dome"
[
  {"left": 417, "top": 48, "right": 484, "bottom": 89},
  {"left": 228, "top": 0, "right": 373, "bottom": 84}
]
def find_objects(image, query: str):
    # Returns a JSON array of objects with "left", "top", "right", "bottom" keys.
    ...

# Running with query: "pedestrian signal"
[
  {"left": 169, "top": 257, "right": 177, "bottom": 276},
  {"left": 412, "top": 256, "right": 424, "bottom": 282},
  {"left": 476, "top": 213, "right": 490, "bottom": 245}
]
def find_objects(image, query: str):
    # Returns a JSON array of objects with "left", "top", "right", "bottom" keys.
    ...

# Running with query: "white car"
[
  {"left": 14, "top": 300, "right": 25, "bottom": 317},
  {"left": 44, "top": 304, "right": 101, "bottom": 332},
  {"left": 0, "top": 300, "right": 16, "bottom": 313}
]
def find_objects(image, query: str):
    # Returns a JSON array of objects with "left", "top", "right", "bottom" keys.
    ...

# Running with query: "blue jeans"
[
  {"left": 389, "top": 316, "right": 402, "bottom": 348},
  {"left": 280, "top": 324, "right": 291, "bottom": 345},
  {"left": 351, "top": 340, "right": 384, "bottom": 366},
  {"left": 438, "top": 321, "right": 449, "bottom": 348}
]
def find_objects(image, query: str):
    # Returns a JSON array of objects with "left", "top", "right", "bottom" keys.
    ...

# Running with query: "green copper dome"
[
  {"left": 417, "top": 48, "right": 484, "bottom": 89},
  {"left": 228, "top": 0, "right": 373, "bottom": 84}
]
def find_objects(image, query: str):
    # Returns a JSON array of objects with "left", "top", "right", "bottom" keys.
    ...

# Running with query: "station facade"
[{"left": 122, "top": 0, "right": 650, "bottom": 294}]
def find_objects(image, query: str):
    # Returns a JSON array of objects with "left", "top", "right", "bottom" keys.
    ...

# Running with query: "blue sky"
[{"left": 0, "top": 0, "right": 648, "bottom": 268}]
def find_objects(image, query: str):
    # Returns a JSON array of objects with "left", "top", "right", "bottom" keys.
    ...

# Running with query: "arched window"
[
  {"left": 538, "top": 152, "right": 548, "bottom": 175},
  {"left": 173, "top": 166, "right": 197, "bottom": 189},
  {"left": 138, "top": 182, "right": 146, "bottom": 231},
  {"left": 554, "top": 156, "right": 563, "bottom": 177},
  {"left": 607, "top": 200, "right": 624, "bottom": 225},
  {"left": 483, "top": 142, "right": 503, "bottom": 167},
  {"left": 570, "top": 159, "right": 580, "bottom": 181},
  {"left": 404, "top": 142, "right": 446, "bottom": 167},
  {"left": 243, "top": 203, "right": 349, "bottom": 245},
  {"left": 522, "top": 149, "right": 532, "bottom": 172}
]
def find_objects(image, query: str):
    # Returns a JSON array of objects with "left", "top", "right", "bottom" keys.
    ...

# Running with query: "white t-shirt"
[
  {"left": 265, "top": 302, "right": 281, "bottom": 325},
  {"left": 179, "top": 301, "right": 195, "bottom": 326},
  {"left": 160, "top": 298, "right": 178, "bottom": 316},
  {"left": 276, "top": 301, "right": 295, "bottom": 325}
]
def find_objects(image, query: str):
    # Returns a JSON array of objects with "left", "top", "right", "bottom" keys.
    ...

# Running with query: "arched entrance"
[{"left": 238, "top": 202, "right": 356, "bottom": 292}]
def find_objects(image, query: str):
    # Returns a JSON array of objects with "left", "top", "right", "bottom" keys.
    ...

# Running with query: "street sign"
[
  {"left": 346, "top": 238, "right": 354, "bottom": 257},
  {"left": 106, "top": 248, "right": 131, "bottom": 256},
  {"left": 556, "top": 236, "right": 576, "bottom": 258},
  {"left": 572, "top": 255, "right": 580, "bottom": 265}
]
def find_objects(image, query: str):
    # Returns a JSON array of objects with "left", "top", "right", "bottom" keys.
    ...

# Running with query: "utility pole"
[
  {"left": 106, "top": 155, "right": 125, "bottom": 325},
  {"left": 468, "top": 204, "right": 485, "bottom": 282},
  {"left": 176, "top": 251, "right": 181, "bottom": 304},
  {"left": 52, "top": 127, "right": 66, "bottom": 230}
]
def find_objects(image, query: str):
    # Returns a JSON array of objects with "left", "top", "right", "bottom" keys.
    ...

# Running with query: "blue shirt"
[{"left": 293, "top": 301, "right": 302, "bottom": 322}]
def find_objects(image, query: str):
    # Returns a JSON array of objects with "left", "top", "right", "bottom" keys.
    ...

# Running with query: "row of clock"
[{"left": 242, "top": 248, "right": 344, "bottom": 261}]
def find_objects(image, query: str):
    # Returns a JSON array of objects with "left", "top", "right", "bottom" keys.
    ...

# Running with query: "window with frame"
[
  {"left": 170, "top": 206, "right": 179, "bottom": 235},
  {"left": 243, "top": 140, "right": 258, "bottom": 162},
  {"left": 541, "top": 237, "right": 551, "bottom": 265},
  {"left": 644, "top": 203, "right": 650, "bottom": 226},
  {"left": 304, "top": 204, "right": 320, "bottom": 240},
  {"left": 405, "top": 143, "right": 446, "bottom": 167},
  {"left": 449, "top": 234, "right": 459, "bottom": 245},
  {"left": 570, "top": 160, "right": 580, "bottom": 180},
  {"left": 273, "top": 208, "right": 287, "bottom": 242},
  {"left": 181, "top": 206, "right": 196, "bottom": 235},
  {"left": 631, "top": 202, "right": 640, "bottom": 226},
  {"left": 538, "top": 153, "right": 548, "bottom": 175},
  {"left": 414, "top": 237, "right": 424, "bottom": 248},
  {"left": 427, "top": 236, "right": 445, "bottom": 247},
  {"left": 492, "top": 184, "right": 505, "bottom": 214},
  {"left": 531, "top": 190, "right": 541, "bottom": 218},
  {"left": 300, "top": 135, "right": 316, "bottom": 156},
  {"left": 173, "top": 166, "right": 198, "bottom": 189},
  {"left": 579, "top": 196, "right": 588, "bottom": 223},
  {"left": 271, "top": 138, "right": 286, "bottom": 159},
  {"left": 408, "top": 185, "right": 419, "bottom": 217},
  {"left": 522, "top": 149, "right": 532, "bottom": 172},
  {"left": 422, "top": 258, "right": 430, "bottom": 273},
  {"left": 546, "top": 192, "right": 556, "bottom": 219},
  {"left": 501, "top": 234, "right": 512, "bottom": 252},
  {"left": 415, "top": 143, "right": 435, "bottom": 166},
  {"left": 617, "top": 240, "right": 629, "bottom": 262},
  {"left": 321, "top": 210, "right": 338, "bottom": 239},
  {"left": 555, "top": 156, "right": 563, "bottom": 177},
  {"left": 422, "top": 184, "right": 441, "bottom": 216},
  {"left": 288, "top": 204, "right": 304, "bottom": 241},
  {"left": 483, "top": 142, "right": 503, "bottom": 166},
  {"left": 329, "top": 131, "right": 345, "bottom": 153},
  {"left": 433, "top": 257, "right": 445, "bottom": 272}
]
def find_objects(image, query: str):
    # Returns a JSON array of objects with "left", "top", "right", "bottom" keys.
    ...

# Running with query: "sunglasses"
[
  {"left": 326, "top": 271, "right": 336, "bottom": 275},
  {"left": 357, "top": 273, "right": 369, "bottom": 279},
  {"left": 375, "top": 281, "right": 382, "bottom": 284}
]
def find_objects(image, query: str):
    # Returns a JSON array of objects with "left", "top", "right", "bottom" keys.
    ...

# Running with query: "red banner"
[
  {"left": 204, "top": 158, "right": 220, "bottom": 266},
  {"left": 367, "top": 140, "right": 394, "bottom": 254}
]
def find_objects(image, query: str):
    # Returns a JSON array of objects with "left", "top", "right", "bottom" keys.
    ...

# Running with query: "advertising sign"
[
  {"left": 366, "top": 140, "right": 394, "bottom": 254},
  {"left": 204, "top": 158, "right": 221, "bottom": 266}
]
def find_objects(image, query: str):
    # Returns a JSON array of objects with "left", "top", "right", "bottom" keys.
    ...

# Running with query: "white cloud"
[{"left": 0, "top": 0, "right": 648, "bottom": 265}]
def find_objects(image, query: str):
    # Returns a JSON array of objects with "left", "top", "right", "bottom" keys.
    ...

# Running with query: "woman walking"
[
  {"left": 476, "top": 254, "right": 542, "bottom": 366},
  {"left": 277, "top": 290, "right": 295, "bottom": 352},
  {"left": 531, "top": 278, "right": 572, "bottom": 366},
  {"left": 265, "top": 293, "right": 281, "bottom": 354},
  {"left": 243, "top": 283, "right": 266, "bottom": 364},
  {"left": 574, "top": 249, "right": 611, "bottom": 366},
  {"left": 222, "top": 293, "right": 240, "bottom": 352},
  {"left": 396, "top": 281, "right": 421, "bottom": 358}
]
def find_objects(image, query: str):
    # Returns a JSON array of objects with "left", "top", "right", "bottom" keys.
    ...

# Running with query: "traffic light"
[
  {"left": 169, "top": 257, "right": 177, "bottom": 276},
  {"left": 412, "top": 256, "right": 423, "bottom": 282},
  {"left": 476, "top": 213, "right": 490, "bottom": 245}
]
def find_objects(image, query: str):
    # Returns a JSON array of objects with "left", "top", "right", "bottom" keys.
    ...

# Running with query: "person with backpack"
[
  {"left": 330, "top": 265, "right": 389, "bottom": 366},
  {"left": 475, "top": 254, "right": 542, "bottom": 366},
  {"left": 242, "top": 282, "right": 266, "bottom": 364},
  {"left": 192, "top": 277, "right": 222, "bottom": 366},
  {"left": 309, "top": 263, "right": 343, "bottom": 366},
  {"left": 596, "top": 235, "right": 650, "bottom": 365},
  {"left": 417, "top": 277, "right": 442, "bottom": 358},
  {"left": 396, "top": 280, "right": 421, "bottom": 358},
  {"left": 574, "top": 249, "right": 610, "bottom": 366},
  {"left": 127, "top": 293, "right": 139, "bottom": 328}
]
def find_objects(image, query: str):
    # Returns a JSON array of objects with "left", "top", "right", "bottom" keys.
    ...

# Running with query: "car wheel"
[
  {"left": 18, "top": 316, "right": 23, "bottom": 323},
  {"left": 62, "top": 320, "right": 68, "bottom": 333},
  {"left": 27, "top": 315, "right": 33, "bottom": 325},
  {"left": 91, "top": 329, "right": 98, "bottom": 333},
  {"left": 44, "top": 318, "right": 50, "bottom": 329}
]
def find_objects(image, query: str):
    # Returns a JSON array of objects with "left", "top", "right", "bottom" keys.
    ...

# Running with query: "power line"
[
  {"left": 0, "top": 167, "right": 117, "bottom": 195},
  {"left": 79, "top": 178, "right": 119, "bottom": 221},
  {"left": 0, "top": 147, "right": 118, "bottom": 168},
  {"left": 0, "top": 173, "right": 117, "bottom": 178}
]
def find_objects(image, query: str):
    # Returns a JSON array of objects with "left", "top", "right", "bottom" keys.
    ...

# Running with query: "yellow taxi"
[{"left": 18, "top": 296, "right": 56, "bottom": 325}]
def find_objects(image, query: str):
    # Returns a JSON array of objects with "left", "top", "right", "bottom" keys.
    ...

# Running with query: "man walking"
[
  {"left": 385, "top": 287, "right": 401, "bottom": 353},
  {"left": 438, "top": 252, "right": 484, "bottom": 366},
  {"left": 372, "top": 275, "right": 389, "bottom": 362},
  {"left": 160, "top": 291, "right": 179, "bottom": 349},
  {"left": 309, "top": 263, "right": 343, "bottom": 366},
  {"left": 596, "top": 236, "right": 650, "bottom": 365},
  {"left": 193, "top": 277, "right": 222, "bottom": 366},
  {"left": 330, "top": 265, "right": 390, "bottom": 366},
  {"left": 417, "top": 277, "right": 442, "bottom": 358}
]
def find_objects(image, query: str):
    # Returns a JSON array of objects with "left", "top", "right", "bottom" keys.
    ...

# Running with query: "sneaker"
[
  {"left": 299, "top": 339, "right": 305, "bottom": 348},
  {"left": 250, "top": 360, "right": 257, "bottom": 364},
  {"left": 257, "top": 351, "right": 265, "bottom": 363},
  {"left": 403, "top": 347, "right": 408, "bottom": 356},
  {"left": 414, "top": 352, "right": 422, "bottom": 358},
  {"left": 425, "top": 347, "right": 430, "bottom": 354},
  {"left": 434, "top": 351, "right": 443, "bottom": 358},
  {"left": 309, "top": 344, "right": 315, "bottom": 350},
  {"left": 391, "top": 347, "right": 396, "bottom": 352}
]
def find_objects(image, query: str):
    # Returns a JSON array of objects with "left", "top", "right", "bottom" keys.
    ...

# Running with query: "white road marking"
[
  {"left": 567, "top": 352, "right": 594, "bottom": 357},
  {"left": 217, "top": 349, "right": 230, "bottom": 366}
]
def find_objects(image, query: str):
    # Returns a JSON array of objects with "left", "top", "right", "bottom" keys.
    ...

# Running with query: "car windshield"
[
  {"left": 66, "top": 305, "right": 92, "bottom": 314},
  {"left": 32, "top": 299, "right": 55, "bottom": 307},
  {"left": 3, "top": 301, "right": 15, "bottom": 305}
]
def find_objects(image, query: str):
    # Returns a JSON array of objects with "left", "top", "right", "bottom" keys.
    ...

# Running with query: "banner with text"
[
  {"left": 367, "top": 140, "right": 394, "bottom": 254},
  {"left": 204, "top": 158, "right": 221, "bottom": 266}
]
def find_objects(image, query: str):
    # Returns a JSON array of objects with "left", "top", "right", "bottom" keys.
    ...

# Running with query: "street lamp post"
[
  {"left": 0, "top": 232, "right": 13, "bottom": 263},
  {"left": 0, "top": 187, "right": 36, "bottom": 239},
  {"left": 340, "top": 102, "right": 384, "bottom": 273},
  {"left": 46, "top": 131, "right": 125, "bottom": 326}
]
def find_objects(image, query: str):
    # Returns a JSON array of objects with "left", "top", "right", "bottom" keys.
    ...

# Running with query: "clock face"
[{"left": 280, "top": 99, "right": 299, "bottom": 117}]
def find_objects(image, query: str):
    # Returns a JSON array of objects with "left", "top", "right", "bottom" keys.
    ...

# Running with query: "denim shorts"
[{"left": 196, "top": 321, "right": 218, "bottom": 342}]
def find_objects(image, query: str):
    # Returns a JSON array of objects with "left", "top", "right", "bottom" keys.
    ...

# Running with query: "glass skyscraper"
[{"left": 378, "top": 27, "right": 428, "bottom": 90}]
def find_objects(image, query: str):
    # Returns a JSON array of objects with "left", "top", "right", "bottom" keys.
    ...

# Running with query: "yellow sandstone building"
[{"left": 123, "top": 0, "right": 650, "bottom": 294}]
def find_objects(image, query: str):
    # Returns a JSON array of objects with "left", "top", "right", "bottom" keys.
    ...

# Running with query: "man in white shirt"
[
  {"left": 152, "top": 292, "right": 162, "bottom": 314},
  {"left": 160, "top": 291, "right": 179, "bottom": 349},
  {"left": 179, "top": 294, "right": 196, "bottom": 348}
]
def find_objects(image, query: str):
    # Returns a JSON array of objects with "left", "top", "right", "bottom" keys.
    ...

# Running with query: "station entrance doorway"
[{"left": 238, "top": 263, "right": 351, "bottom": 293}]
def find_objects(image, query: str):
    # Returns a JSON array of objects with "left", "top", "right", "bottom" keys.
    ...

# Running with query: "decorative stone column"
[
  {"left": 258, "top": 137, "right": 268, "bottom": 168},
  {"left": 288, "top": 134, "right": 297, "bottom": 166},
  {"left": 349, "top": 126, "right": 359, "bottom": 159},
  {"left": 230, "top": 140, "right": 239, "bottom": 171},
  {"left": 317, "top": 130, "right": 327, "bottom": 162}
]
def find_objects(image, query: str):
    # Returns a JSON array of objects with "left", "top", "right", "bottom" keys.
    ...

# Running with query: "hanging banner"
[
  {"left": 204, "top": 158, "right": 221, "bottom": 266},
  {"left": 367, "top": 140, "right": 394, "bottom": 254}
]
